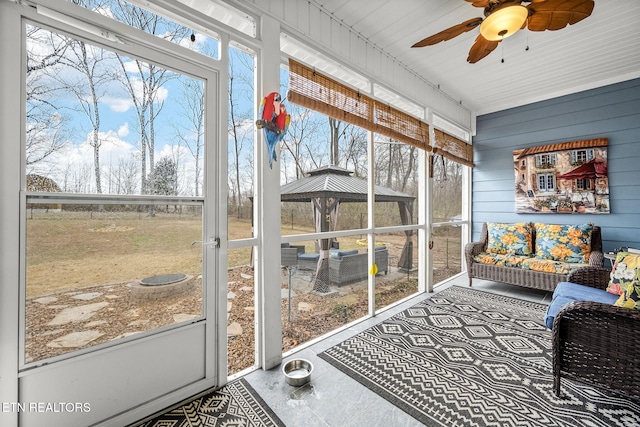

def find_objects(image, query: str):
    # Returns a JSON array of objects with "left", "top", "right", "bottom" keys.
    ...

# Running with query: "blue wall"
[{"left": 472, "top": 78, "right": 640, "bottom": 253}]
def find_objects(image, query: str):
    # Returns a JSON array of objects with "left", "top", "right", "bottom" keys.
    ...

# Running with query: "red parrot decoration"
[{"left": 256, "top": 92, "right": 290, "bottom": 169}]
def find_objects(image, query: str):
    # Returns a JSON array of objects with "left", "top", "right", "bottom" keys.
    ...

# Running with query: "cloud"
[
  {"left": 117, "top": 123, "right": 130, "bottom": 138},
  {"left": 103, "top": 95, "right": 134, "bottom": 113},
  {"left": 101, "top": 72, "right": 170, "bottom": 113}
]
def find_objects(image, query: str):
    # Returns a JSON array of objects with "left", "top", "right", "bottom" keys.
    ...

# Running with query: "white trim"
[
  {"left": 425, "top": 109, "right": 435, "bottom": 293},
  {"left": 256, "top": 13, "right": 282, "bottom": 371},
  {"left": 10, "top": 2, "right": 226, "bottom": 423},
  {"left": 0, "top": 3, "right": 23, "bottom": 421},
  {"left": 367, "top": 130, "right": 376, "bottom": 317}
]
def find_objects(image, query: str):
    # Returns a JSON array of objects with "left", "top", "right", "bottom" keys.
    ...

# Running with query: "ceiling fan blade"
[
  {"left": 527, "top": 0, "right": 594, "bottom": 31},
  {"left": 465, "top": 0, "right": 490, "bottom": 7},
  {"left": 467, "top": 34, "right": 500, "bottom": 63},
  {"left": 412, "top": 17, "right": 483, "bottom": 47}
]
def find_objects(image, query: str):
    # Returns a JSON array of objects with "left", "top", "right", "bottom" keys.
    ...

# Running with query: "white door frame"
[{"left": 0, "top": 1, "right": 228, "bottom": 425}]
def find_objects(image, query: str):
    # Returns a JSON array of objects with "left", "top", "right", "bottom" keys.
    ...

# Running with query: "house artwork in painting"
[{"left": 513, "top": 138, "right": 610, "bottom": 214}]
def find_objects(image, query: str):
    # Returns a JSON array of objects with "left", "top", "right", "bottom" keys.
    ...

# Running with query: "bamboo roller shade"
[
  {"left": 433, "top": 129, "right": 474, "bottom": 168},
  {"left": 287, "top": 59, "right": 474, "bottom": 166}
]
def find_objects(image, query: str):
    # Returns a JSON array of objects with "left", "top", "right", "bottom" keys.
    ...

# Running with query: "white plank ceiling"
[{"left": 311, "top": 0, "right": 640, "bottom": 115}]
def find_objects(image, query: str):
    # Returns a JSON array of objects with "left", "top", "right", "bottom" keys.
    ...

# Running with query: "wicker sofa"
[
  {"left": 465, "top": 222, "right": 603, "bottom": 292},
  {"left": 548, "top": 262, "right": 640, "bottom": 401},
  {"left": 329, "top": 247, "right": 388, "bottom": 286}
]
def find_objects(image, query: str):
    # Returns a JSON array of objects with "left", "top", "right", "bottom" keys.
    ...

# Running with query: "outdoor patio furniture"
[
  {"left": 279, "top": 165, "right": 414, "bottom": 293},
  {"left": 329, "top": 247, "right": 388, "bottom": 286},
  {"left": 281, "top": 243, "right": 305, "bottom": 267},
  {"left": 549, "top": 258, "right": 640, "bottom": 401},
  {"left": 297, "top": 253, "right": 320, "bottom": 270},
  {"left": 465, "top": 222, "right": 603, "bottom": 291}
]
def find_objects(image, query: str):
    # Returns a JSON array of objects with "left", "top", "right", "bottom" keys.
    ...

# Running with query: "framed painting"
[{"left": 513, "top": 138, "right": 609, "bottom": 214}]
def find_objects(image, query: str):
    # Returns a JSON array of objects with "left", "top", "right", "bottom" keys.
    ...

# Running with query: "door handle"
[{"left": 191, "top": 238, "right": 220, "bottom": 248}]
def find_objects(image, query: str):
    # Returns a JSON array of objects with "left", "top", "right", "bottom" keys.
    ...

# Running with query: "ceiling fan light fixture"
[{"left": 479, "top": 5, "right": 528, "bottom": 41}]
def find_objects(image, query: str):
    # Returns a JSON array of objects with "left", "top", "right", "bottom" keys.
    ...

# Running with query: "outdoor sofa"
[
  {"left": 465, "top": 222, "right": 603, "bottom": 292},
  {"left": 545, "top": 251, "right": 640, "bottom": 401},
  {"left": 329, "top": 247, "right": 389, "bottom": 286},
  {"left": 284, "top": 244, "right": 389, "bottom": 285}
]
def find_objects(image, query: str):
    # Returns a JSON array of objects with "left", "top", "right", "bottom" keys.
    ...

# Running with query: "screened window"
[
  {"left": 24, "top": 24, "right": 207, "bottom": 365},
  {"left": 72, "top": 0, "right": 221, "bottom": 59}
]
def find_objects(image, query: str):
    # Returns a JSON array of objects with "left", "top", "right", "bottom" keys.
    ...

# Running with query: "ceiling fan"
[{"left": 411, "top": 0, "right": 594, "bottom": 63}]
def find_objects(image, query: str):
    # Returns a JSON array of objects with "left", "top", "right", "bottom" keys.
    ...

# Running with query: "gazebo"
[{"left": 280, "top": 165, "right": 416, "bottom": 293}]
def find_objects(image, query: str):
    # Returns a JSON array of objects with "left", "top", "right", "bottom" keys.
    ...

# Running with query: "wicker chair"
[
  {"left": 281, "top": 243, "right": 305, "bottom": 267},
  {"left": 552, "top": 266, "right": 640, "bottom": 401}
]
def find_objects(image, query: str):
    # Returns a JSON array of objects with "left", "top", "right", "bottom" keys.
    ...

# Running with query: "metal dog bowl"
[{"left": 282, "top": 358, "right": 313, "bottom": 386}]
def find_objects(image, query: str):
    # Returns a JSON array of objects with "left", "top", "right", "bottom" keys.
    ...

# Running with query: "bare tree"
[
  {"left": 228, "top": 54, "right": 250, "bottom": 213},
  {"left": 111, "top": 1, "right": 188, "bottom": 194},
  {"left": 174, "top": 77, "right": 204, "bottom": 196},
  {"left": 25, "top": 25, "right": 71, "bottom": 170},
  {"left": 229, "top": 47, "right": 256, "bottom": 213},
  {"left": 375, "top": 139, "right": 417, "bottom": 194},
  {"left": 432, "top": 156, "right": 463, "bottom": 221},
  {"left": 280, "top": 102, "right": 329, "bottom": 181},
  {"left": 53, "top": 39, "right": 112, "bottom": 193},
  {"left": 63, "top": 162, "right": 94, "bottom": 193},
  {"left": 328, "top": 117, "right": 343, "bottom": 166},
  {"left": 281, "top": 108, "right": 322, "bottom": 180},
  {"left": 109, "top": 155, "right": 139, "bottom": 195},
  {"left": 327, "top": 117, "right": 368, "bottom": 174},
  {"left": 340, "top": 124, "right": 368, "bottom": 176}
]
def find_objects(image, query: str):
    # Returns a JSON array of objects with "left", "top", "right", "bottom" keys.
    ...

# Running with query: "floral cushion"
[
  {"left": 607, "top": 252, "right": 640, "bottom": 295},
  {"left": 614, "top": 280, "right": 640, "bottom": 310},
  {"left": 473, "top": 252, "right": 529, "bottom": 268},
  {"left": 486, "top": 222, "right": 533, "bottom": 256},
  {"left": 521, "top": 258, "right": 589, "bottom": 275},
  {"left": 534, "top": 223, "right": 593, "bottom": 263}
]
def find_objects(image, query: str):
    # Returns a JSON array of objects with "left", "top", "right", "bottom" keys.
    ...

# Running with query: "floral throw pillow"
[
  {"left": 534, "top": 223, "right": 593, "bottom": 263},
  {"left": 486, "top": 222, "right": 533, "bottom": 256},
  {"left": 607, "top": 252, "right": 640, "bottom": 295},
  {"left": 614, "top": 279, "right": 640, "bottom": 310}
]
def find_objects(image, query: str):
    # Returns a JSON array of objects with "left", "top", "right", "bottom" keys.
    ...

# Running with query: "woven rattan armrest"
[
  {"left": 464, "top": 241, "right": 485, "bottom": 271},
  {"left": 552, "top": 300, "right": 640, "bottom": 400},
  {"left": 566, "top": 266, "right": 611, "bottom": 290}
]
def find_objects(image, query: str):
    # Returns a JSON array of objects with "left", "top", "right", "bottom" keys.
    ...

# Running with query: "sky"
[
  {"left": 25, "top": 0, "right": 406, "bottom": 199},
  {"left": 26, "top": 18, "right": 255, "bottom": 197}
]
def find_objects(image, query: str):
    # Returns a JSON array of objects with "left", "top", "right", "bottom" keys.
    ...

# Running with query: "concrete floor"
[{"left": 244, "top": 275, "right": 554, "bottom": 426}]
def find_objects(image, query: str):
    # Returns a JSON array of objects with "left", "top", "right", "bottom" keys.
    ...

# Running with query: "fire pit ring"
[
  {"left": 140, "top": 274, "right": 188, "bottom": 286},
  {"left": 131, "top": 274, "right": 195, "bottom": 301}
]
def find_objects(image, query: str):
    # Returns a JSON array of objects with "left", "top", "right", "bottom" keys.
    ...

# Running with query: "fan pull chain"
[
  {"left": 525, "top": 16, "right": 530, "bottom": 52},
  {"left": 501, "top": 35, "right": 505, "bottom": 63}
]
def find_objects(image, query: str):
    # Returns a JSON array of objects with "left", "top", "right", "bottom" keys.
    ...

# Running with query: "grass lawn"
[
  {"left": 26, "top": 209, "right": 461, "bottom": 297},
  {"left": 26, "top": 209, "right": 204, "bottom": 296},
  {"left": 25, "top": 208, "right": 462, "bottom": 369}
]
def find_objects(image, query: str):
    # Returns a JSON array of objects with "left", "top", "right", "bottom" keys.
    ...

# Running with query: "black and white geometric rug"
[
  {"left": 319, "top": 286, "right": 640, "bottom": 426},
  {"left": 134, "top": 378, "right": 285, "bottom": 427}
]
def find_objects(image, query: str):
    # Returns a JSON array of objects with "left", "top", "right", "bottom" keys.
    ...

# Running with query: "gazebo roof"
[{"left": 280, "top": 165, "right": 415, "bottom": 203}]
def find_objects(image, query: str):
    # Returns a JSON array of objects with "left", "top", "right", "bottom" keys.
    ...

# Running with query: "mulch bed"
[{"left": 25, "top": 265, "right": 459, "bottom": 374}]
